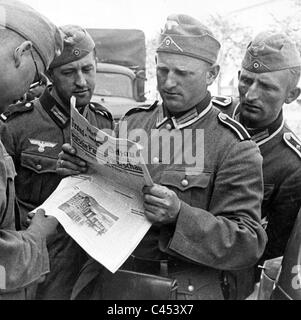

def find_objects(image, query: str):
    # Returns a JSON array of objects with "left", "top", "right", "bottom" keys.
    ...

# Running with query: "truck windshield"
[{"left": 94, "top": 72, "right": 133, "bottom": 99}]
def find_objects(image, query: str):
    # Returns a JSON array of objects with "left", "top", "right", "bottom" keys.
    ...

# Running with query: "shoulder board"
[
  {"left": 218, "top": 112, "right": 251, "bottom": 141},
  {"left": 0, "top": 101, "right": 34, "bottom": 122},
  {"left": 212, "top": 96, "right": 232, "bottom": 107},
  {"left": 89, "top": 103, "right": 113, "bottom": 122},
  {"left": 124, "top": 101, "right": 158, "bottom": 117},
  {"left": 283, "top": 132, "right": 301, "bottom": 159}
]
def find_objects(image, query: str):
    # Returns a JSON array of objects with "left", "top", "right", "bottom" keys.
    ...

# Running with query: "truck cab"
[
  {"left": 87, "top": 28, "right": 148, "bottom": 121},
  {"left": 93, "top": 63, "right": 145, "bottom": 121}
]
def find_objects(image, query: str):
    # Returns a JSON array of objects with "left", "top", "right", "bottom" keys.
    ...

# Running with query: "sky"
[
  {"left": 22, "top": 0, "right": 295, "bottom": 39},
  {"left": 15, "top": 0, "right": 301, "bottom": 136}
]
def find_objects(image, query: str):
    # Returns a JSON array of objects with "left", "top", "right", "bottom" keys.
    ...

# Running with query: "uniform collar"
[
  {"left": 237, "top": 110, "right": 284, "bottom": 146},
  {"left": 156, "top": 91, "right": 212, "bottom": 130},
  {"left": 40, "top": 85, "right": 88, "bottom": 128},
  {"left": 39, "top": 85, "right": 70, "bottom": 129}
]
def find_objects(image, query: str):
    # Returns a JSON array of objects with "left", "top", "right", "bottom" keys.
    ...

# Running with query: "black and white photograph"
[{"left": 0, "top": 0, "right": 301, "bottom": 305}]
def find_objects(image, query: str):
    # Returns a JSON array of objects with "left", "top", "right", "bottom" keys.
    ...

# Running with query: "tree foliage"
[
  {"left": 205, "top": 14, "right": 253, "bottom": 94},
  {"left": 145, "top": 0, "right": 301, "bottom": 97}
]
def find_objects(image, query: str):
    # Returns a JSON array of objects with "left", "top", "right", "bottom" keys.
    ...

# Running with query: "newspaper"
[{"left": 39, "top": 98, "right": 153, "bottom": 273}]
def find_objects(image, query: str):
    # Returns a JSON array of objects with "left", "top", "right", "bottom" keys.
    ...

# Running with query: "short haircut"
[{"left": 288, "top": 66, "right": 301, "bottom": 89}]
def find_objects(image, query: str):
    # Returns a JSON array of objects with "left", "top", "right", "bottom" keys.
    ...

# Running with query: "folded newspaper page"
[{"left": 39, "top": 99, "right": 153, "bottom": 273}]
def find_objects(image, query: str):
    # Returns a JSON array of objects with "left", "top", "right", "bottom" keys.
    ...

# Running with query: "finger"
[
  {"left": 27, "top": 211, "right": 35, "bottom": 219},
  {"left": 57, "top": 158, "right": 86, "bottom": 173},
  {"left": 143, "top": 184, "right": 168, "bottom": 198},
  {"left": 34, "top": 208, "right": 58, "bottom": 225},
  {"left": 58, "top": 152, "right": 87, "bottom": 168},
  {"left": 35, "top": 208, "right": 45, "bottom": 215},
  {"left": 61, "top": 143, "right": 76, "bottom": 155},
  {"left": 25, "top": 218, "right": 31, "bottom": 227},
  {"left": 144, "top": 193, "right": 168, "bottom": 208},
  {"left": 144, "top": 202, "right": 164, "bottom": 215},
  {"left": 144, "top": 209, "right": 158, "bottom": 223},
  {"left": 56, "top": 167, "right": 84, "bottom": 177}
]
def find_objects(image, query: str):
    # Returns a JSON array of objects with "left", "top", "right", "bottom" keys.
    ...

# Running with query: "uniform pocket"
[
  {"left": 159, "top": 170, "right": 212, "bottom": 207},
  {"left": 20, "top": 152, "right": 57, "bottom": 174},
  {"left": 16, "top": 152, "right": 61, "bottom": 210}
]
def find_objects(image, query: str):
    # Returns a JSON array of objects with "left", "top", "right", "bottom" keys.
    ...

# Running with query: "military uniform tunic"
[
  {"left": 72, "top": 96, "right": 267, "bottom": 300},
  {"left": 123, "top": 101, "right": 266, "bottom": 266},
  {"left": 238, "top": 111, "right": 301, "bottom": 262},
  {"left": 0, "top": 86, "right": 113, "bottom": 226},
  {"left": 0, "top": 86, "right": 113, "bottom": 299},
  {"left": 0, "top": 141, "right": 49, "bottom": 299},
  {"left": 214, "top": 101, "right": 301, "bottom": 262}
]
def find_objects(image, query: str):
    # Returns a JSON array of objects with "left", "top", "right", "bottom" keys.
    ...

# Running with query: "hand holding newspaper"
[{"left": 38, "top": 97, "right": 153, "bottom": 273}]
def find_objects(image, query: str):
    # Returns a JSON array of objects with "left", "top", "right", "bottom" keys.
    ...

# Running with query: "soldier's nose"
[
  {"left": 245, "top": 85, "right": 258, "bottom": 101},
  {"left": 75, "top": 72, "right": 87, "bottom": 87},
  {"left": 164, "top": 73, "right": 177, "bottom": 89}
]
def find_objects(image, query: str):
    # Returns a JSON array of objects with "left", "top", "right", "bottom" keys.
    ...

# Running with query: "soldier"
[
  {"left": 0, "top": 0, "right": 63, "bottom": 299},
  {"left": 234, "top": 32, "right": 301, "bottom": 269},
  {"left": 0, "top": 25, "right": 113, "bottom": 299},
  {"left": 58, "top": 14, "right": 267, "bottom": 300}
]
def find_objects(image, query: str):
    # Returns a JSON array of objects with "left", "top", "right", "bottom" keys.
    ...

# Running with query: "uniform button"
[
  {"left": 36, "top": 164, "right": 42, "bottom": 171},
  {"left": 181, "top": 179, "right": 189, "bottom": 187},
  {"left": 220, "top": 113, "right": 227, "bottom": 120},
  {"left": 188, "top": 285, "right": 194, "bottom": 292},
  {"left": 25, "top": 103, "right": 32, "bottom": 108},
  {"left": 165, "top": 123, "right": 172, "bottom": 130},
  {"left": 153, "top": 157, "right": 159, "bottom": 164}
]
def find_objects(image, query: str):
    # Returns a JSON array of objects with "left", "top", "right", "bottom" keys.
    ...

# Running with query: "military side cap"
[
  {"left": 242, "top": 31, "right": 301, "bottom": 73},
  {"left": 0, "top": 0, "right": 63, "bottom": 69},
  {"left": 50, "top": 25, "right": 95, "bottom": 69},
  {"left": 156, "top": 14, "right": 221, "bottom": 65}
]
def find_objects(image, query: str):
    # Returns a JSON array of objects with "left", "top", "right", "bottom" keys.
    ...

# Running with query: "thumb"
[
  {"left": 32, "top": 208, "right": 58, "bottom": 227},
  {"left": 35, "top": 208, "right": 46, "bottom": 216}
]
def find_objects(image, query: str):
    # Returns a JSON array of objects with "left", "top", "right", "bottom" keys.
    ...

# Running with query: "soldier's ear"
[
  {"left": 285, "top": 87, "right": 301, "bottom": 104},
  {"left": 206, "top": 64, "right": 220, "bottom": 85},
  {"left": 14, "top": 40, "right": 33, "bottom": 68}
]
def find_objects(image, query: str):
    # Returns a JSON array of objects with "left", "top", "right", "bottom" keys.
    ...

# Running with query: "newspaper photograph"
[{"left": 38, "top": 100, "right": 153, "bottom": 273}]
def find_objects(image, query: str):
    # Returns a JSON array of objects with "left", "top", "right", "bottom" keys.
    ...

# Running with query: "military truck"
[{"left": 87, "top": 28, "right": 147, "bottom": 121}]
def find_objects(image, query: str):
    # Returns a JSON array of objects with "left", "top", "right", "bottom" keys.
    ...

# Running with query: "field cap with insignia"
[
  {"left": 156, "top": 14, "right": 221, "bottom": 65},
  {"left": 0, "top": 0, "right": 63, "bottom": 69},
  {"left": 242, "top": 31, "right": 301, "bottom": 73},
  {"left": 50, "top": 25, "right": 95, "bottom": 69}
]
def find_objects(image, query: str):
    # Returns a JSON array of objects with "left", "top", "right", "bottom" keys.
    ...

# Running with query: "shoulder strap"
[
  {"left": 124, "top": 101, "right": 158, "bottom": 117},
  {"left": 89, "top": 103, "right": 113, "bottom": 122},
  {"left": 0, "top": 101, "right": 34, "bottom": 122},
  {"left": 212, "top": 96, "right": 232, "bottom": 107},
  {"left": 218, "top": 112, "right": 251, "bottom": 140},
  {"left": 283, "top": 132, "right": 301, "bottom": 159}
]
